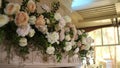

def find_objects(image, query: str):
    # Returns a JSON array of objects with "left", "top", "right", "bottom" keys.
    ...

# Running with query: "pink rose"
[
  {"left": 27, "top": 0, "right": 36, "bottom": 13},
  {"left": 59, "top": 18, "right": 66, "bottom": 29},
  {"left": 35, "top": 15, "right": 45, "bottom": 28},
  {"left": 15, "top": 12, "right": 29, "bottom": 27}
]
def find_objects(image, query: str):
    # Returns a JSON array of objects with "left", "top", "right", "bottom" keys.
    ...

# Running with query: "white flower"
[
  {"left": 59, "top": 18, "right": 66, "bottom": 29},
  {"left": 54, "top": 13, "right": 61, "bottom": 21},
  {"left": 46, "top": 46, "right": 55, "bottom": 54},
  {"left": 41, "top": 4, "right": 50, "bottom": 12},
  {"left": 46, "top": 18, "right": 50, "bottom": 24},
  {"left": 64, "top": 42, "right": 72, "bottom": 51},
  {"left": 74, "top": 48, "right": 79, "bottom": 53},
  {"left": 65, "top": 34, "right": 71, "bottom": 41},
  {"left": 29, "top": 16, "right": 36, "bottom": 25},
  {"left": 64, "top": 16, "right": 71, "bottom": 23},
  {"left": 29, "top": 29, "right": 35, "bottom": 37},
  {"left": 46, "top": 32, "right": 59, "bottom": 44},
  {"left": 85, "top": 45, "right": 91, "bottom": 50},
  {"left": 73, "top": 54, "right": 79, "bottom": 58},
  {"left": 16, "top": 24, "right": 31, "bottom": 37},
  {"left": 38, "top": 25, "right": 48, "bottom": 34},
  {"left": 77, "top": 30, "right": 82, "bottom": 35},
  {"left": 19, "top": 38, "right": 27, "bottom": 47},
  {"left": 0, "top": 15, "right": 9, "bottom": 27},
  {"left": 82, "top": 37, "right": 94, "bottom": 45},
  {"left": 5, "top": 3, "right": 20, "bottom": 15}
]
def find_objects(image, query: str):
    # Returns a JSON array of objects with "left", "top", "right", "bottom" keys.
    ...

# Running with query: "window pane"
[
  {"left": 116, "top": 45, "right": 120, "bottom": 68},
  {"left": 102, "top": 27, "right": 118, "bottom": 45},
  {"left": 88, "top": 29, "right": 102, "bottom": 45}
]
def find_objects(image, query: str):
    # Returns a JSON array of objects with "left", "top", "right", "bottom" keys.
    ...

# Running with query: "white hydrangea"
[
  {"left": 19, "top": 38, "right": 27, "bottom": 47},
  {"left": 65, "top": 34, "right": 71, "bottom": 41},
  {"left": 0, "top": 15, "right": 9, "bottom": 27},
  {"left": 74, "top": 47, "right": 79, "bottom": 53},
  {"left": 46, "top": 46, "right": 55, "bottom": 54},
  {"left": 46, "top": 32, "right": 59, "bottom": 44},
  {"left": 29, "top": 16, "right": 36, "bottom": 25},
  {"left": 64, "top": 42, "right": 72, "bottom": 51},
  {"left": 64, "top": 16, "right": 71, "bottom": 23},
  {"left": 54, "top": 13, "right": 62, "bottom": 21},
  {"left": 29, "top": 29, "right": 35, "bottom": 37}
]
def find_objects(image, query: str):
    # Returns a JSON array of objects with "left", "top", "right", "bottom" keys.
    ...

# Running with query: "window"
[{"left": 88, "top": 26, "right": 120, "bottom": 68}]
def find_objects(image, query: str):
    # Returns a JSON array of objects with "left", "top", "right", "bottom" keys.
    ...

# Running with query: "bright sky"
[{"left": 72, "top": 0, "right": 93, "bottom": 10}]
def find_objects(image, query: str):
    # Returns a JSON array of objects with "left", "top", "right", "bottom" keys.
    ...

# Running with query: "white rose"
[
  {"left": 38, "top": 25, "right": 48, "bottom": 34},
  {"left": 64, "top": 42, "right": 72, "bottom": 51},
  {"left": 64, "top": 45, "right": 72, "bottom": 52},
  {"left": 73, "top": 54, "right": 79, "bottom": 58},
  {"left": 54, "top": 13, "right": 61, "bottom": 20},
  {"left": 19, "top": 38, "right": 27, "bottom": 47},
  {"left": 46, "top": 32, "right": 59, "bottom": 44},
  {"left": 29, "top": 29, "right": 35, "bottom": 37},
  {"left": 64, "top": 16, "right": 71, "bottom": 23},
  {"left": 65, "top": 34, "right": 71, "bottom": 41},
  {"left": 29, "top": 16, "right": 36, "bottom": 25},
  {"left": 0, "top": 15, "right": 9, "bottom": 27},
  {"left": 74, "top": 48, "right": 79, "bottom": 53},
  {"left": 46, "top": 18, "right": 50, "bottom": 24},
  {"left": 82, "top": 37, "right": 94, "bottom": 45},
  {"left": 77, "top": 30, "right": 82, "bottom": 35},
  {"left": 85, "top": 45, "right": 91, "bottom": 50},
  {"left": 46, "top": 46, "right": 55, "bottom": 54}
]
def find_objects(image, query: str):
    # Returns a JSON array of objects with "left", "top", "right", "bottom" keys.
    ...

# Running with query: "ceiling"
[{"left": 71, "top": 0, "right": 120, "bottom": 28}]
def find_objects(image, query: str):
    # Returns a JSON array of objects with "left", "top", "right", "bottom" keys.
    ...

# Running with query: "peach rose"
[
  {"left": 15, "top": 12, "right": 29, "bottom": 27},
  {"left": 5, "top": 3, "right": 20, "bottom": 15},
  {"left": 35, "top": 15, "right": 45, "bottom": 28},
  {"left": 27, "top": 0, "right": 36, "bottom": 13}
]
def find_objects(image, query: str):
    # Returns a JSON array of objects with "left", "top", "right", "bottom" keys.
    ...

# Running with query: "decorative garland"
[{"left": 0, "top": 0, "right": 94, "bottom": 62}]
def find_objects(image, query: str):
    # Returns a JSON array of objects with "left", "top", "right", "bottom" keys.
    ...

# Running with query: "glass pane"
[
  {"left": 102, "top": 27, "right": 118, "bottom": 45},
  {"left": 95, "top": 46, "right": 116, "bottom": 68},
  {"left": 88, "top": 29, "right": 102, "bottom": 46},
  {"left": 116, "top": 45, "right": 120, "bottom": 68}
]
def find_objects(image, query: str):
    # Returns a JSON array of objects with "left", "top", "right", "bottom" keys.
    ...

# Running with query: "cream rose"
[
  {"left": 74, "top": 48, "right": 79, "bottom": 53},
  {"left": 29, "top": 29, "right": 35, "bottom": 37},
  {"left": 29, "top": 16, "right": 36, "bottom": 25},
  {"left": 54, "top": 13, "right": 62, "bottom": 21},
  {"left": 65, "top": 34, "right": 71, "bottom": 41},
  {"left": 64, "top": 16, "right": 71, "bottom": 23},
  {"left": 27, "top": 0, "right": 36, "bottom": 13},
  {"left": 46, "top": 32, "right": 59, "bottom": 44},
  {"left": 15, "top": 12, "right": 29, "bottom": 27},
  {"left": 64, "top": 42, "right": 72, "bottom": 51},
  {"left": 0, "top": 15, "right": 9, "bottom": 27},
  {"left": 19, "top": 37, "right": 27, "bottom": 47},
  {"left": 46, "top": 46, "right": 55, "bottom": 54},
  {"left": 5, "top": 3, "right": 20, "bottom": 15},
  {"left": 35, "top": 15, "right": 45, "bottom": 28}
]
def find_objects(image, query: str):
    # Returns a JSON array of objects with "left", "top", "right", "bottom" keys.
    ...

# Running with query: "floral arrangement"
[{"left": 0, "top": 0, "right": 94, "bottom": 62}]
